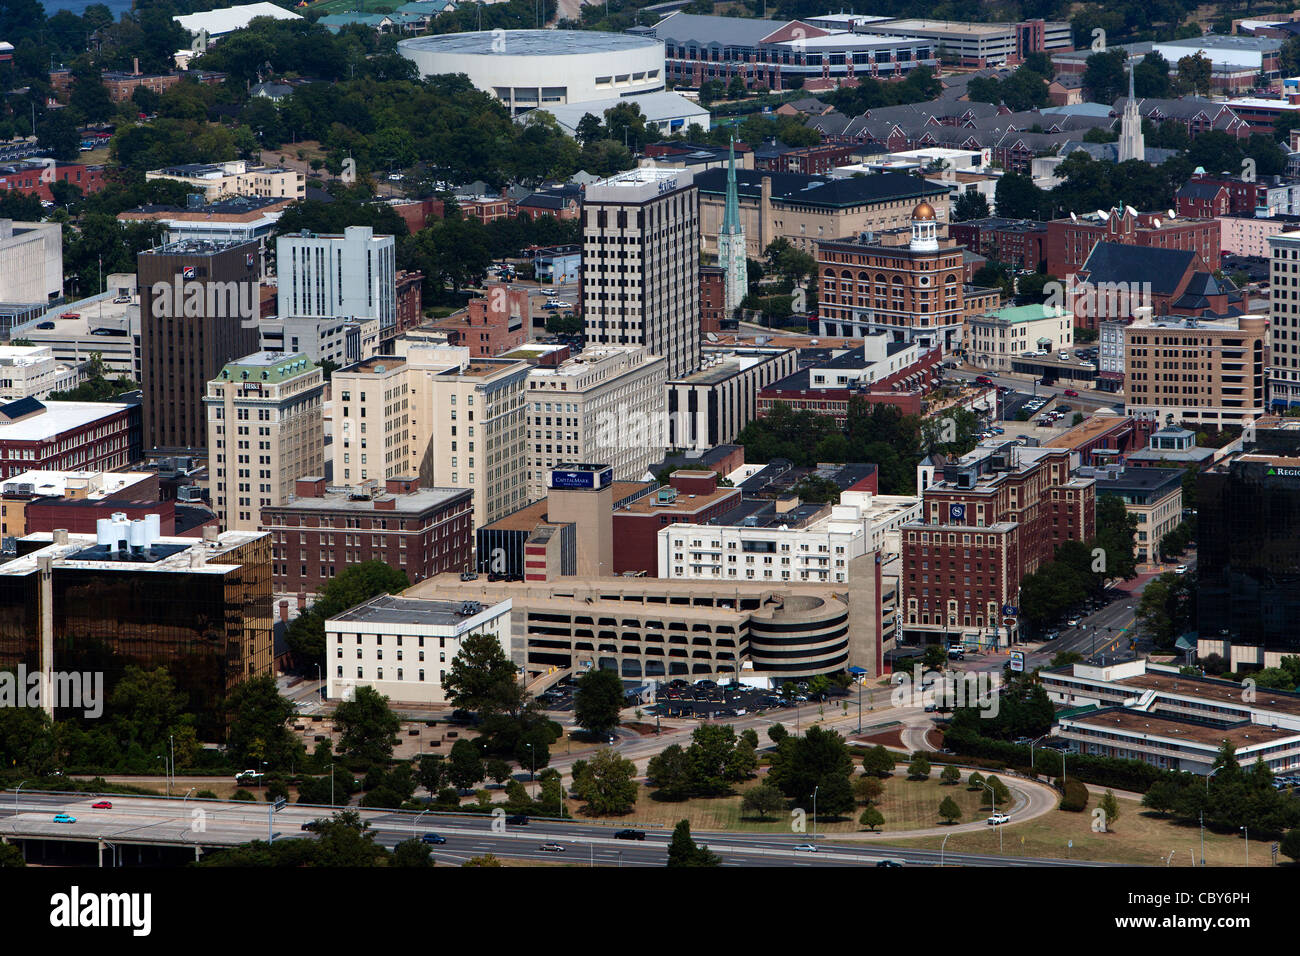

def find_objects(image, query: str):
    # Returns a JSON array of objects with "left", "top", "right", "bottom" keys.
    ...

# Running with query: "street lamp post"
[
  {"left": 15, "top": 780, "right": 27, "bottom": 813},
  {"left": 812, "top": 785, "right": 819, "bottom": 844},
  {"left": 984, "top": 782, "right": 1002, "bottom": 855},
  {"left": 315, "top": 664, "right": 322, "bottom": 704},
  {"left": 1241, "top": 826, "right": 1249, "bottom": 867},
  {"left": 1029, "top": 734, "right": 1048, "bottom": 772},
  {"left": 940, "top": 831, "right": 951, "bottom": 867},
  {"left": 525, "top": 742, "right": 536, "bottom": 799}
]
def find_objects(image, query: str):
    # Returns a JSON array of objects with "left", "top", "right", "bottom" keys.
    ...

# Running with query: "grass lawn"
[
  {"left": 891, "top": 794, "right": 1282, "bottom": 867},
  {"left": 608, "top": 773, "right": 992, "bottom": 834}
]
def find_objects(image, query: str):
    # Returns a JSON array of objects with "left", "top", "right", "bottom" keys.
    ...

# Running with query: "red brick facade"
[
  {"left": 1046, "top": 208, "right": 1220, "bottom": 279},
  {"left": 261, "top": 477, "right": 474, "bottom": 594}
]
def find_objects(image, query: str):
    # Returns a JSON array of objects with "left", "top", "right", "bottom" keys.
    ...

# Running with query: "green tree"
[
  {"left": 768, "top": 723, "right": 789, "bottom": 745},
  {"left": 334, "top": 686, "right": 401, "bottom": 765},
  {"left": 907, "top": 753, "right": 931, "bottom": 780},
  {"left": 447, "top": 738, "right": 485, "bottom": 790},
  {"left": 224, "top": 674, "right": 299, "bottom": 771},
  {"left": 938, "top": 795, "right": 962, "bottom": 824},
  {"left": 573, "top": 667, "right": 625, "bottom": 736},
  {"left": 1099, "top": 789, "right": 1121, "bottom": 831},
  {"left": 0, "top": 842, "right": 24, "bottom": 866},
  {"left": 286, "top": 562, "right": 410, "bottom": 665},
  {"left": 391, "top": 838, "right": 434, "bottom": 867},
  {"left": 1141, "top": 778, "right": 1179, "bottom": 817},
  {"left": 741, "top": 782, "right": 785, "bottom": 819},
  {"left": 646, "top": 743, "right": 692, "bottom": 801},
  {"left": 1281, "top": 828, "right": 1300, "bottom": 863},
  {"left": 862, "top": 745, "right": 895, "bottom": 777},
  {"left": 572, "top": 747, "right": 638, "bottom": 816},
  {"left": 854, "top": 775, "right": 885, "bottom": 805},
  {"left": 940, "top": 764, "right": 961, "bottom": 786},
  {"left": 666, "top": 819, "right": 721, "bottom": 866},
  {"left": 858, "top": 806, "right": 884, "bottom": 831},
  {"left": 953, "top": 191, "right": 990, "bottom": 222},
  {"left": 443, "top": 632, "right": 522, "bottom": 717},
  {"left": 1083, "top": 49, "right": 1127, "bottom": 104},
  {"left": 767, "top": 725, "right": 853, "bottom": 808}
]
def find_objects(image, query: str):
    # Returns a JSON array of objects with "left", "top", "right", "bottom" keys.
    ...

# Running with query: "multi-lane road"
[{"left": 0, "top": 790, "right": 1117, "bottom": 868}]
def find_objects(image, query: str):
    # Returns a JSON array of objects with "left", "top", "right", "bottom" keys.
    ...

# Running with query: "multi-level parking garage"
[{"left": 404, "top": 573, "right": 874, "bottom": 679}]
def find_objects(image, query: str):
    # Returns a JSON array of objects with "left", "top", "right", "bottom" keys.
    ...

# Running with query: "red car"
[
  {"left": 1063, "top": 389, "right": 1079, "bottom": 397},
  {"left": 91, "top": 800, "right": 112, "bottom": 809}
]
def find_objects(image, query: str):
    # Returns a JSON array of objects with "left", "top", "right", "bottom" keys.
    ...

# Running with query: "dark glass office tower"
[{"left": 1198, "top": 456, "right": 1300, "bottom": 654}]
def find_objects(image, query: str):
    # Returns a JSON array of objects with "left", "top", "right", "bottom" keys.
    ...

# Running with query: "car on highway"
[
  {"left": 421, "top": 832, "right": 447, "bottom": 844},
  {"left": 235, "top": 770, "right": 263, "bottom": 784},
  {"left": 53, "top": 814, "right": 76, "bottom": 824},
  {"left": 793, "top": 843, "right": 818, "bottom": 852},
  {"left": 91, "top": 800, "right": 112, "bottom": 809},
  {"left": 875, "top": 859, "right": 904, "bottom": 867},
  {"left": 301, "top": 820, "right": 323, "bottom": 832},
  {"left": 987, "top": 813, "right": 1011, "bottom": 826},
  {"left": 507, "top": 814, "right": 530, "bottom": 825},
  {"left": 614, "top": 829, "right": 646, "bottom": 840},
  {"left": 538, "top": 842, "right": 565, "bottom": 852}
]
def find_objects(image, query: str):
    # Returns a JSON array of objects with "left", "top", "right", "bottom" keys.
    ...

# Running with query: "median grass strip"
[
  {"left": 893, "top": 795, "right": 1277, "bottom": 866},
  {"left": 613, "top": 773, "right": 990, "bottom": 834}
]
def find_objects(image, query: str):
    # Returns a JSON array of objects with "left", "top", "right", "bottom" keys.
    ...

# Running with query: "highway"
[{"left": 0, "top": 790, "right": 1119, "bottom": 868}]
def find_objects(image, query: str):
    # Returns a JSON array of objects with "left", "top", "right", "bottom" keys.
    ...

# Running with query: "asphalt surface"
[{"left": 0, "top": 791, "right": 1117, "bottom": 868}]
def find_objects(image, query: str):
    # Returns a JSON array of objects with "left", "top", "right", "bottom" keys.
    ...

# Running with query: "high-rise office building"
[
  {"left": 205, "top": 351, "right": 324, "bottom": 532},
  {"left": 523, "top": 345, "right": 667, "bottom": 502},
  {"left": 138, "top": 238, "right": 261, "bottom": 451},
  {"left": 1269, "top": 230, "right": 1300, "bottom": 408},
  {"left": 276, "top": 226, "right": 397, "bottom": 337},
  {"left": 581, "top": 167, "right": 700, "bottom": 379},
  {"left": 1198, "top": 417, "right": 1300, "bottom": 669},
  {"left": 331, "top": 345, "right": 530, "bottom": 526}
]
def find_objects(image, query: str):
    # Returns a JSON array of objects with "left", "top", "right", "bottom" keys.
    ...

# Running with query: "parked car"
[
  {"left": 1174, "top": 565, "right": 1188, "bottom": 575},
  {"left": 974, "top": 375, "right": 993, "bottom": 386},
  {"left": 1063, "top": 389, "right": 1079, "bottom": 397}
]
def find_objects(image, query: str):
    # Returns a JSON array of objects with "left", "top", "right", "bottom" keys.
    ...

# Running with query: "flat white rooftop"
[{"left": 0, "top": 401, "right": 131, "bottom": 443}]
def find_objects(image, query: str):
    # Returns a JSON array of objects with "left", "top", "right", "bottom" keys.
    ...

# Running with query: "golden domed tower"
[{"left": 910, "top": 201, "right": 939, "bottom": 252}]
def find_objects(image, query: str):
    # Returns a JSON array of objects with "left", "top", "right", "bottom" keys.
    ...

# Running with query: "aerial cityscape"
[{"left": 0, "top": 0, "right": 1293, "bottom": 927}]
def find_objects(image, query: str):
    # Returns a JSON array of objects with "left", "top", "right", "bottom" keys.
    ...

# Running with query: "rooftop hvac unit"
[{"left": 459, "top": 601, "right": 482, "bottom": 617}]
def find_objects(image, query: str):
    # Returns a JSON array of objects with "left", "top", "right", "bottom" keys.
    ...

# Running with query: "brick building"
[
  {"left": 755, "top": 142, "right": 858, "bottom": 175},
  {"left": 700, "top": 264, "right": 727, "bottom": 334},
  {"left": 0, "top": 161, "right": 105, "bottom": 202},
  {"left": 900, "top": 442, "right": 1095, "bottom": 647},
  {"left": 0, "top": 398, "right": 140, "bottom": 480},
  {"left": 392, "top": 270, "right": 425, "bottom": 340},
  {"left": 1046, "top": 206, "right": 1220, "bottom": 279},
  {"left": 948, "top": 216, "right": 1048, "bottom": 271},
  {"left": 612, "top": 470, "right": 742, "bottom": 575},
  {"left": 260, "top": 476, "right": 474, "bottom": 594},
  {"left": 429, "top": 284, "right": 529, "bottom": 357}
]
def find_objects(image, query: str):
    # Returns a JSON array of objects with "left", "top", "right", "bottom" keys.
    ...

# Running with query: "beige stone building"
[
  {"left": 1123, "top": 314, "right": 1267, "bottom": 428},
  {"left": 146, "top": 159, "right": 305, "bottom": 203},
  {"left": 519, "top": 345, "right": 667, "bottom": 502},
  {"left": 205, "top": 351, "right": 325, "bottom": 532},
  {"left": 965, "top": 302, "right": 1074, "bottom": 372},
  {"left": 332, "top": 345, "right": 530, "bottom": 527},
  {"left": 697, "top": 167, "right": 950, "bottom": 258}
]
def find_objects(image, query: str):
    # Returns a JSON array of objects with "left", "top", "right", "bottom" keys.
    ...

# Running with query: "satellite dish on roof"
[
  {"left": 1070, "top": 211, "right": 1077, "bottom": 222},
  {"left": 1125, "top": 205, "right": 1138, "bottom": 217},
  {"left": 1152, "top": 218, "right": 1161, "bottom": 228},
  {"left": 1167, "top": 209, "right": 1177, "bottom": 219},
  {"left": 1096, "top": 209, "right": 1108, "bottom": 220}
]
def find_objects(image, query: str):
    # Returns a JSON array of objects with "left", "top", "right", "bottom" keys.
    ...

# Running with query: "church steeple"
[
  {"left": 718, "top": 136, "right": 748, "bottom": 316},
  {"left": 1118, "top": 58, "right": 1145, "bottom": 163}
]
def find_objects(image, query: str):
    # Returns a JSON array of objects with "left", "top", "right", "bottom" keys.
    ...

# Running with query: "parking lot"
[{"left": 644, "top": 679, "right": 848, "bottom": 719}]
